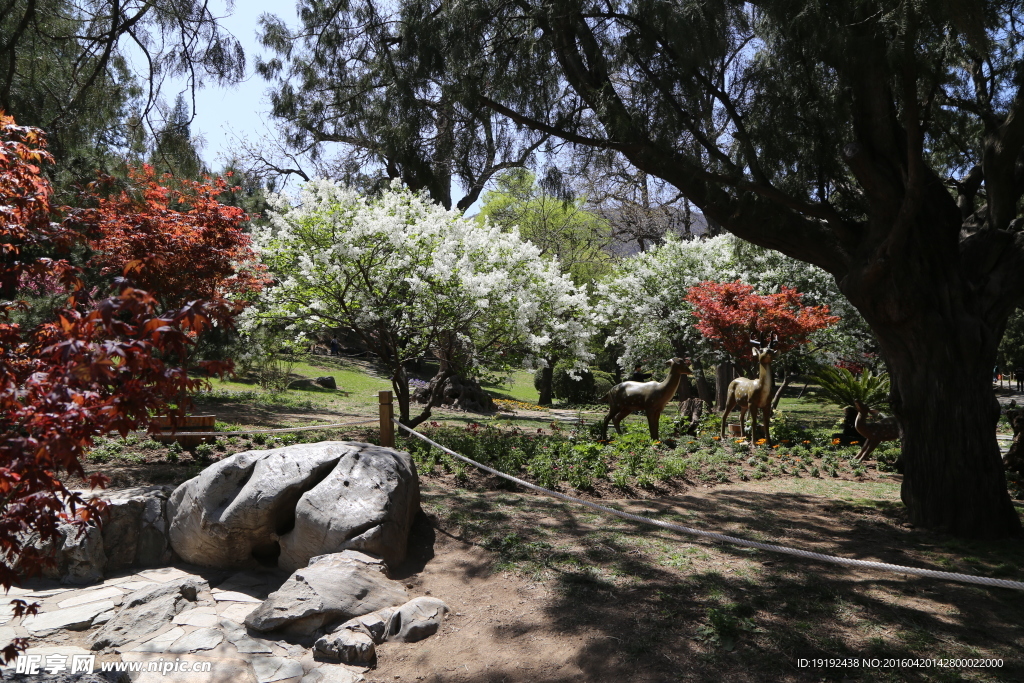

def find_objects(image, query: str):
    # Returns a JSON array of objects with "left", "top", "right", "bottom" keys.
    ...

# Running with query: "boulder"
[
  {"left": 316, "top": 376, "right": 337, "bottom": 389},
  {"left": 287, "top": 378, "right": 320, "bottom": 390},
  {"left": 14, "top": 486, "right": 174, "bottom": 585},
  {"left": 100, "top": 486, "right": 175, "bottom": 571},
  {"left": 90, "top": 578, "right": 210, "bottom": 650},
  {"left": 244, "top": 553, "right": 408, "bottom": 635},
  {"left": 386, "top": 597, "right": 450, "bottom": 643},
  {"left": 278, "top": 446, "right": 420, "bottom": 571},
  {"left": 313, "top": 596, "right": 450, "bottom": 662},
  {"left": 167, "top": 442, "right": 420, "bottom": 571}
]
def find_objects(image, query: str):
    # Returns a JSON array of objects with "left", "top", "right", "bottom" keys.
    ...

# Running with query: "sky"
[{"left": 171, "top": 1, "right": 295, "bottom": 171}]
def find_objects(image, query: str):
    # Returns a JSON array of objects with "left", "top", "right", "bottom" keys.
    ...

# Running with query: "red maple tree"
[
  {"left": 685, "top": 280, "right": 840, "bottom": 368},
  {"left": 0, "top": 115, "right": 255, "bottom": 662},
  {"left": 75, "top": 165, "right": 267, "bottom": 308}
]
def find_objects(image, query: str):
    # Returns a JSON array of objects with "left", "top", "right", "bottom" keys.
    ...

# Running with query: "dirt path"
[{"left": 369, "top": 477, "right": 1023, "bottom": 683}]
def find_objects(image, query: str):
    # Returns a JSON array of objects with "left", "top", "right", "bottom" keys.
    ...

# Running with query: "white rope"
[
  {"left": 137, "top": 419, "right": 378, "bottom": 438},
  {"left": 395, "top": 421, "right": 1024, "bottom": 592}
]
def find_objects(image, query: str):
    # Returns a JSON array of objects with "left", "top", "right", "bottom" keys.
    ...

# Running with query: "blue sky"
[{"left": 174, "top": 1, "right": 294, "bottom": 170}]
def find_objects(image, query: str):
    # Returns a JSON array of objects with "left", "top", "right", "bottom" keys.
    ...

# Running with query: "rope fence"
[{"left": 393, "top": 419, "right": 1024, "bottom": 592}]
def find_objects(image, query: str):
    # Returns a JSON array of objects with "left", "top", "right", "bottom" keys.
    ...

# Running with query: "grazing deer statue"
[
  {"left": 720, "top": 334, "right": 778, "bottom": 440},
  {"left": 602, "top": 357, "right": 692, "bottom": 441},
  {"left": 852, "top": 400, "right": 899, "bottom": 462}
]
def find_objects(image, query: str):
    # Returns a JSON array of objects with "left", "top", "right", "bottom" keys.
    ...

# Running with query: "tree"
[
  {"left": 388, "top": 0, "right": 1024, "bottom": 537},
  {"left": 150, "top": 95, "right": 204, "bottom": 180},
  {"left": 685, "top": 280, "right": 840, "bottom": 370},
  {"left": 80, "top": 165, "right": 267, "bottom": 310},
  {"left": 0, "top": 1, "right": 244, "bottom": 191},
  {"left": 245, "top": 181, "right": 594, "bottom": 426},
  {"left": 255, "top": 0, "right": 545, "bottom": 210},
  {"left": 476, "top": 168, "right": 612, "bottom": 286},
  {"left": 0, "top": 115, "right": 242, "bottom": 660},
  {"left": 597, "top": 234, "right": 864, "bottom": 405}
]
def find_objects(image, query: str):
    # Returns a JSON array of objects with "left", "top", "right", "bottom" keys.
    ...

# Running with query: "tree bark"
[
  {"left": 714, "top": 363, "right": 734, "bottom": 411},
  {"left": 537, "top": 359, "right": 555, "bottom": 405},
  {"left": 692, "top": 360, "right": 714, "bottom": 403}
]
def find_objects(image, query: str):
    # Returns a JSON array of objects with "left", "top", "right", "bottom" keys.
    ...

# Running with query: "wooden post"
[{"left": 379, "top": 390, "right": 395, "bottom": 447}]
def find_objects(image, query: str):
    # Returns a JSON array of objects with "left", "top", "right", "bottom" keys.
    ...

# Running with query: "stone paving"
[{"left": 3, "top": 566, "right": 367, "bottom": 683}]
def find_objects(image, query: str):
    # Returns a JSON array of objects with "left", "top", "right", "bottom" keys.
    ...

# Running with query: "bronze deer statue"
[
  {"left": 720, "top": 334, "right": 778, "bottom": 440},
  {"left": 602, "top": 357, "right": 692, "bottom": 441},
  {"left": 852, "top": 400, "right": 899, "bottom": 462}
]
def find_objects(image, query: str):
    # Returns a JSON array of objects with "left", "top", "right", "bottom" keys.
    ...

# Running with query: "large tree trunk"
[{"left": 880, "top": 335, "right": 1018, "bottom": 537}]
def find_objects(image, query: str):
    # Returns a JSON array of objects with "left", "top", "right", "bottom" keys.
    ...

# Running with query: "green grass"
[{"left": 480, "top": 370, "right": 541, "bottom": 403}]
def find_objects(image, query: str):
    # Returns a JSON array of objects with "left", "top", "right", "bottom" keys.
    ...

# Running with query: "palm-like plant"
[{"left": 812, "top": 367, "right": 890, "bottom": 410}]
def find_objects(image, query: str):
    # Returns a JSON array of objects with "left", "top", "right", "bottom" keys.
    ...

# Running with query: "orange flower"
[
  {"left": 802, "top": 440, "right": 811, "bottom": 444},
  {"left": 832, "top": 438, "right": 841, "bottom": 445},
  {"left": 772, "top": 444, "right": 780, "bottom": 449},
  {"left": 712, "top": 436, "right": 721, "bottom": 441},
  {"left": 850, "top": 440, "right": 860, "bottom": 445},
  {"left": 756, "top": 438, "right": 767, "bottom": 444}
]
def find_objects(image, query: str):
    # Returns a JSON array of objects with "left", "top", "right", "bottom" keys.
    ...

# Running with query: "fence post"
[{"left": 379, "top": 390, "right": 395, "bottom": 447}]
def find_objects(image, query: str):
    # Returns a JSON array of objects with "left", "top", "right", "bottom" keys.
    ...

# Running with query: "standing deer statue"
[
  {"left": 852, "top": 400, "right": 899, "bottom": 462},
  {"left": 602, "top": 357, "right": 692, "bottom": 441},
  {"left": 720, "top": 334, "right": 778, "bottom": 440}
]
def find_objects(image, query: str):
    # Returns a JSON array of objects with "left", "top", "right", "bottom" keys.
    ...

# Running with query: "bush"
[
  {"left": 812, "top": 366, "right": 890, "bottom": 410},
  {"left": 551, "top": 361, "right": 613, "bottom": 403}
]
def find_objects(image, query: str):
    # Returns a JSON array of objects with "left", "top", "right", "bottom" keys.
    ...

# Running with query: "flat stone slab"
[
  {"left": 120, "top": 652, "right": 255, "bottom": 683},
  {"left": 212, "top": 590, "right": 263, "bottom": 603},
  {"left": 300, "top": 665, "right": 366, "bottom": 683},
  {"left": 129, "top": 626, "right": 186, "bottom": 652},
  {"left": 218, "top": 602, "right": 259, "bottom": 623},
  {"left": 173, "top": 608, "right": 220, "bottom": 628},
  {"left": 136, "top": 567, "right": 197, "bottom": 583},
  {"left": 21, "top": 599, "right": 115, "bottom": 633},
  {"left": 57, "top": 586, "right": 124, "bottom": 609},
  {"left": 168, "top": 627, "right": 224, "bottom": 653},
  {"left": 251, "top": 656, "right": 305, "bottom": 683}
]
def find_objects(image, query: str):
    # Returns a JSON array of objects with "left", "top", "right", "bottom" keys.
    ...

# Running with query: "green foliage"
[
  {"left": 696, "top": 605, "right": 758, "bottom": 651},
  {"left": 549, "top": 362, "right": 613, "bottom": 404},
  {"left": 998, "top": 308, "right": 1024, "bottom": 371},
  {"left": 477, "top": 169, "right": 612, "bottom": 285},
  {"left": 812, "top": 367, "right": 890, "bottom": 410}
]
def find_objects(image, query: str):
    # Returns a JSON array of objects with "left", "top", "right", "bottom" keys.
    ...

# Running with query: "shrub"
[{"left": 812, "top": 366, "right": 890, "bottom": 410}]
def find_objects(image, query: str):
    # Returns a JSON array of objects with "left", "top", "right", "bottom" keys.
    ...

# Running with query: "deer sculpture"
[
  {"left": 852, "top": 400, "right": 899, "bottom": 462},
  {"left": 602, "top": 357, "right": 692, "bottom": 441},
  {"left": 720, "top": 334, "right": 778, "bottom": 440}
]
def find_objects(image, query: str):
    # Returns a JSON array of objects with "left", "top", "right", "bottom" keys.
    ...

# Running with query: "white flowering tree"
[
  {"left": 243, "top": 180, "right": 594, "bottom": 426},
  {"left": 597, "top": 234, "right": 872, "bottom": 405}
]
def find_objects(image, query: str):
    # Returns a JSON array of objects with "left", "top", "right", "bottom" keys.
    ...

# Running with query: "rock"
[
  {"left": 100, "top": 486, "right": 175, "bottom": 571},
  {"left": 58, "top": 523, "right": 107, "bottom": 585},
  {"left": 89, "top": 578, "right": 209, "bottom": 650},
  {"left": 315, "top": 376, "right": 337, "bottom": 389},
  {"left": 167, "top": 442, "right": 420, "bottom": 572},
  {"left": 167, "top": 627, "right": 224, "bottom": 653},
  {"left": 244, "top": 554, "right": 408, "bottom": 635},
  {"left": 313, "top": 628, "right": 376, "bottom": 664},
  {"left": 412, "top": 374, "right": 493, "bottom": 413},
  {"left": 21, "top": 599, "right": 116, "bottom": 634},
  {"left": 250, "top": 656, "right": 305, "bottom": 683},
  {"left": 14, "top": 486, "right": 174, "bottom": 585},
  {"left": 218, "top": 619, "right": 274, "bottom": 654},
  {"left": 386, "top": 597, "right": 450, "bottom": 643},
  {"left": 301, "top": 667, "right": 366, "bottom": 683},
  {"left": 277, "top": 445, "right": 420, "bottom": 571},
  {"left": 288, "top": 378, "right": 319, "bottom": 390}
]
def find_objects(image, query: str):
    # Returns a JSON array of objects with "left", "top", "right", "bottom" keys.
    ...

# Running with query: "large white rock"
[{"left": 166, "top": 442, "right": 420, "bottom": 571}]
